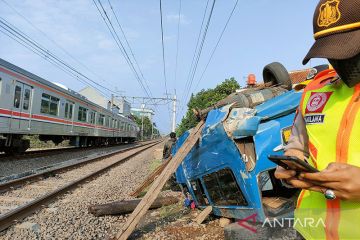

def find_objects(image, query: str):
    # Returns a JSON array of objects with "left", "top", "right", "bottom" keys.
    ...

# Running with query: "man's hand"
[
  {"left": 299, "top": 163, "right": 360, "bottom": 201},
  {"left": 274, "top": 166, "right": 319, "bottom": 190}
]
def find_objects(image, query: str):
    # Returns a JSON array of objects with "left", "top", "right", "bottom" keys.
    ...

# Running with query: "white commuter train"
[{"left": 0, "top": 58, "right": 139, "bottom": 154}]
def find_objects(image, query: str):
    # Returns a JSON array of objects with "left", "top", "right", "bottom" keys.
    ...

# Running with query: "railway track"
[
  {"left": 0, "top": 139, "right": 162, "bottom": 232},
  {"left": 0, "top": 142, "right": 140, "bottom": 160}
]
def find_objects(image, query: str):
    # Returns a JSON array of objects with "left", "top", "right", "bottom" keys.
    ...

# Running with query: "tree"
[
  {"left": 132, "top": 115, "right": 159, "bottom": 139},
  {"left": 176, "top": 77, "right": 240, "bottom": 136}
]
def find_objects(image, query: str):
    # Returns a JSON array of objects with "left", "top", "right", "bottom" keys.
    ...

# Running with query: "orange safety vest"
[{"left": 295, "top": 70, "right": 360, "bottom": 239}]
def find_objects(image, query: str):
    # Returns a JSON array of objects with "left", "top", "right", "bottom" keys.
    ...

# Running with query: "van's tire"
[{"left": 263, "top": 62, "right": 292, "bottom": 90}]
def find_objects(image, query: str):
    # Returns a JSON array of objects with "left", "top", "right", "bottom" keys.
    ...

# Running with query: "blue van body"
[{"left": 174, "top": 90, "right": 302, "bottom": 221}]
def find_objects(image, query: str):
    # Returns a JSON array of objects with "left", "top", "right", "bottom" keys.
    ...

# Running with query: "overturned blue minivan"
[{"left": 173, "top": 63, "right": 324, "bottom": 222}]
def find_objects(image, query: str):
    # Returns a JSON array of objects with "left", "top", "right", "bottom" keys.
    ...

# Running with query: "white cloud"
[{"left": 166, "top": 13, "right": 191, "bottom": 25}]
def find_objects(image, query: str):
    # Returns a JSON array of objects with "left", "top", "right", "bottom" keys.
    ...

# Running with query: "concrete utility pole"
[
  {"left": 111, "top": 94, "right": 114, "bottom": 113},
  {"left": 172, "top": 94, "right": 176, "bottom": 132},
  {"left": 141, "top": 103, "right": 145, "bottom": 140},
  {"left": 151, "top": 122, "right": 154, "bottom": 139}
]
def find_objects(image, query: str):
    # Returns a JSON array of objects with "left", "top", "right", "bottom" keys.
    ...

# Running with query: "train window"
[
  {"left": 78, "top": 106, "right": 87, "bottom": 122},
  {"left": 89, "top": 112, "right": 95, "bottom": 124},
  {"left": 23, "top": 89, "right": 30, "bottom": 110},
  {"left": 13, "top": 86, "right": 21, "bottom": 108},
  {"left": 203, "top": 168, "right": 248, "bottom": 206},
  {"left": 41, "top": 93, "right": 59, "bottom": 116},
  {"left": 98, "top": 114, "right": 105, "bottom": 126},
  {"left": 64, "top": 102, "right": 73, "bottom": 119}
]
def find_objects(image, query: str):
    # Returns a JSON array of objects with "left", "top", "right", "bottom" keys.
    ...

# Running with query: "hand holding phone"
[{"left": 268, "top": 155, "right": 319, "bottom": 173}]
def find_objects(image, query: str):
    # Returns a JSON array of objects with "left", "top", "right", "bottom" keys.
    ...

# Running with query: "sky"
[{"left": 0, "top": 0, "right": 326, "bottom": 134}]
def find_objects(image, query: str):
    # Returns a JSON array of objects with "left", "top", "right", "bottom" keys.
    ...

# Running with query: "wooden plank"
[
  {"left": 262, "top": 197, "right": 287, "bottom": 209},
  {"left": 114, "top": 121, "right": 205, "bottom": 240},
  {"left": 130, "top": 159, "right": 170, "bottom": 197},
  {"left": 194, "top": 206, "right": 213, "bottom": 224}
]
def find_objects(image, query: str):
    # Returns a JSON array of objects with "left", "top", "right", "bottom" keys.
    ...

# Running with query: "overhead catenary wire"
[
  {"left": 0, "top": 18, "right": 114, "bottom": 97},
  {"left": 159, "top": 0, "right": 169, "bottom": 96},
  {"left": 194, "top": 0, "right": 239, "bottom": 91},
  {"left": 93, "top": 0, "right": 153, "bottom": 99},
  {"left": 159, "top": 0, "right": 173, "bottom": 130},
  {"left": 0, "top": 0, "right": 122, "bottom": 96},
  {"left": 185, "top": 0, "right": 216, "bottom": 98},
  {"left": 174, "top": 0, "right": 182, "bottom": 126},
  {"left": 174, "top": 0, "right": 182, "bottom": 90},
  {"left": 106, "top": 0, "right": 153, "bottom": 98},
  {"left": 179, "top": 0, "right": 238, "bottom": 119},
  {"left": 180, "top": 0, "right": 216, "bottom": 116},
  {"left": 0, "top": 27, "right": 93, "bottom": 89},
  {"left": 181, "top": 0, "right": 210, "bottom": 102}
]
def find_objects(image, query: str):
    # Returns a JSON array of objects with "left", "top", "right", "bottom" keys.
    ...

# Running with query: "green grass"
[
  {"left": 149, "top": 159, "right": 162, "bottom": 172},
  {"left": 136, "top": 159, "right": 163, "bottom": 197},
  {"left": 159, "top": 201, "right": 183, "bottom": 219}
]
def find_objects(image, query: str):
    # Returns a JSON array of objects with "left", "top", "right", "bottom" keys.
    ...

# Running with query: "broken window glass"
[
  {"left": 203, "top": 168, "right": 248, "bottom": 206},
  {"left": 190, "top": 179, "right": 209, "bottom": 206}
]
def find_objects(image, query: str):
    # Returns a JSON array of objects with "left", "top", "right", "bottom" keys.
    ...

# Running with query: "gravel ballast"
[
  {"left": 0, "top": 143, "right": 165, "bottom": 239},
  {"left": 0, "top": 144, "right": 142, "bottom": 178}
]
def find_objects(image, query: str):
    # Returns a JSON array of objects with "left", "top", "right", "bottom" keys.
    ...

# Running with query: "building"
[
  {"left": 130, "top": 107, "right": 155, "bottom": 121},
  {"left": 79, "top": 86, "right": 131, "bottom": 116},
  {"left": 114, "top": 98, "right": 131, "bottom": 116}
]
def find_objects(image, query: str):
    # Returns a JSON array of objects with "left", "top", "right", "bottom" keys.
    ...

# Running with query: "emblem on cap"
[{"left": 317, "top": 0, "right": 341, "bottom": 27}]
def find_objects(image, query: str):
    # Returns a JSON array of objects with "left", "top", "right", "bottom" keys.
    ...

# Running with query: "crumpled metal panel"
[
  {"left": 256, "top": 90, "right": 302, "bottom": 119},
  {"left": 223, "top": 90, "right": 302, "bottom": 139},
  {"left": 174, "top": 90, "right": 302, "bottom": 221}
]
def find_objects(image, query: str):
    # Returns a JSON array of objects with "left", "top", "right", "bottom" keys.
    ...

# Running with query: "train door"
[{"left": 11, "top": 81, "right": 32, "bottom": 131}]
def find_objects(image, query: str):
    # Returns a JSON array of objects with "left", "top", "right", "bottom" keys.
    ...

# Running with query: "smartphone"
[{"left": 268, "top": 155, "right": 319, "bottom": 173}]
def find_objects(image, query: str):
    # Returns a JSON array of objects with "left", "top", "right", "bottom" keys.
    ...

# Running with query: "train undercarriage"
[{"left": 0, "top": 134, "right": 136, "bottom": 154}]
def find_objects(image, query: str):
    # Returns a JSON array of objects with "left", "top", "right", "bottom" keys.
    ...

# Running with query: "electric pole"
[
  {"left": 141, "top": 103, "right": 145, "bottom": 140},
  {"left": 172, "top": 94, "right": 176, "bottom": 132}
]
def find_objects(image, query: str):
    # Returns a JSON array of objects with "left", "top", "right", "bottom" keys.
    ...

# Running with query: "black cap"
[{"left": 303, "top": 0, "right": 360, "bottom": 64}]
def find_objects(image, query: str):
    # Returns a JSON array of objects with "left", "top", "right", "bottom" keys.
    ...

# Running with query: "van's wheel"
[{"left": 263, "top": 62, "right": 292, "bottom": 90}]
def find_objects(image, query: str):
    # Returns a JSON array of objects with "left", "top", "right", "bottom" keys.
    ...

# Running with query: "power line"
[
  {"left": 0, "top": 27, "right": 92, "bottom": 88},
  {"left": 159, "top": 0, "right": 169, "bottom": 96},
  {"left": 106, "top": 0, "right": 153, "bottom": 97},
  {"left": 93, "top": 0, "right": 152, "bottom": 99},
  {"left": 194, "top": 0, "right": 239, "bottom": 91},
  {"left": 0, "top": 18, "right": 115, "bottom": 97},
  {"left": 0, "top": 0, "right": 122, "bottom": 96},
  {"left": 159, "top": 0, "right": 173, "bottom": 129},
  {"left": 186, "top": 0, "right": 216, "bottom": 94},
  {"left": 180, "top": 0, "right": 216, "bottom": 115},
  {"left": 182, "top": 0, "right": 210, "bottom": 100},
  {"left": 174, "top": 0, "right": 182, "bottom": 90}
]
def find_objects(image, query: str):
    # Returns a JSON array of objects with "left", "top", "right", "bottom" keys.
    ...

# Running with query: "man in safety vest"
[{"left": 275, "top": 0, "right": 360, "bottom": 239}]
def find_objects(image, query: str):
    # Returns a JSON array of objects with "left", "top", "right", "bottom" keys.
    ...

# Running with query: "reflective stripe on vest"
[{"left": 296, "top": 73, "right": 360, "bottom": 240}]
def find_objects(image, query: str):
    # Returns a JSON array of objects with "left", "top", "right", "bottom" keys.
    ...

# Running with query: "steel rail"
[
  {"left": 0, "top": 140, "right": 160, "bottom": 193},
  {"left": 0, "top": 140, "right": 162, "bottom": 232},
  {"left": 0, "top": 140, "right": 145, "bottom": 160}
]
